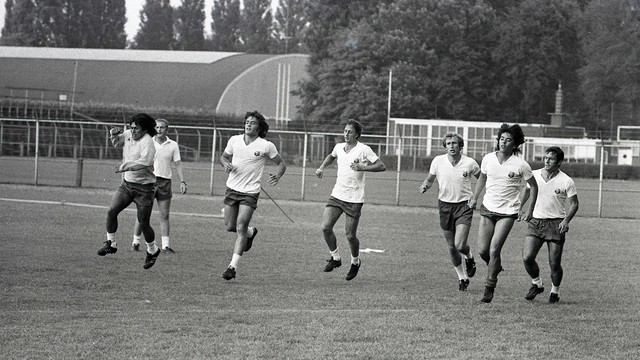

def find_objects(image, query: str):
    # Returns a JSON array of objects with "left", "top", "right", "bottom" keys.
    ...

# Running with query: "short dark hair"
[
  {"left": 545, "top": 146, "right": 565, "bottom": 163},
  {"left": 345, "top": 118, "right": 362, "bottom": 139},
  {"left": 245, "top": 111, "right": 269, "bottom": 138},
  {"left": 496, "top": 123, "right": 525, "bottom": 155},
  {"left": 131, "top": 113, "right": 157, "bottom": 137},
  {"left": 442, "top": 132, "right": 464, "bottom": 148}
]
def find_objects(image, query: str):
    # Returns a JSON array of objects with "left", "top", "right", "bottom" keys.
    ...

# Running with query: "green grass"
[{"left": 1, "top": 184, "right": 639, "bottom": 359}]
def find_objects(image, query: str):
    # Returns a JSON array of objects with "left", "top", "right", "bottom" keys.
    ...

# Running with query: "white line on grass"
[{"left": 0, "top": 197, "right": 224, "bottom": 219}]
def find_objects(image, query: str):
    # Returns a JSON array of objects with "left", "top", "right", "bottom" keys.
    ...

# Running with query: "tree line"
[{"left": 1, "top": 0, "right": 639, "bottom": 135}]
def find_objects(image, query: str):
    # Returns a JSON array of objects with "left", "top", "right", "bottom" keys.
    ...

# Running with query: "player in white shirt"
[
  {"left": 519, "top": 146, "right": 579, "bottom": 303},
  {"left": 132, "top": 118, "right": 187, "bottom": 253},
  {"left": 219, "top": 111, "right": 287, "bottom": 280},
  {"left": 420, "top": 133, "right": 480, "bottom": 291},
  {"left": 315, "top": 119, "right": 386, "bottom": 281},
  {"left": 97, "top": 113, "right": 162, "bottom": 270},
  {"left": 469, "top": 123, "right": 538, "bottom": 303}
]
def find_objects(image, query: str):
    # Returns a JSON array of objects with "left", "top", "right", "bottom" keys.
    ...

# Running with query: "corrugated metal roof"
[{"left": 0, "top": 46, "right": 241, "bottom": 64}]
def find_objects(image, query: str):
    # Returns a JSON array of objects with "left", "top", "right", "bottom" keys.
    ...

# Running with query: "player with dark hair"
[
  {"left": 469, "top": 123, "right": 538, "bottom": 303},
  {"left": 315, "top": 118, "right": 386, "bottom": 281},
  {"left": 420, "top": 132, "right": 480, "bottom": 291},
  {"left": 519, "top": 146, "right": 579, "bottom": 303},
  {"left": 132, "top": 118, "right": 187, "bottom": 253},
  {"left": 219, "top": 111, "right": 286, "bottom": 280},
  {"left": 97, "top": 113, "right": 161, "bottom": 270}
]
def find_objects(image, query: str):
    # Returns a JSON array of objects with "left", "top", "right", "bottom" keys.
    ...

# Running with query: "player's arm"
[
  {"left": 351, "top": 158, "right": 386, "bottom": 172},
  {"left": 220, "top": 151, "right": 234, "bottom": 173},
  {"left": 559, "top": 195, "right": 579, "bottom": 233},
  {"left": 315, "top": 154, "right": 336, "bottom": 178},
  {"left": 517, "top": 185, "right": 531, "bottom": 221},
  {"left": 420, "top": 173, "right": 436, "bottom": 193},
  {"left": 175, "top": 160, "right": 187, "bottom": 194},
  {"left": 520, "top": 176, "right": 538, "bottom": 222},
  {"left": 109, "top": 127, "right": 124, "bottom": 147},
  {"left": 468, "top": 172, "right": 486, "bottom": 209},
  {"left": 118, "top": 141, "right": 155, "bottom": 173},
  {"left": 267, "top": 154, "right": 287, "bottom": 186}
]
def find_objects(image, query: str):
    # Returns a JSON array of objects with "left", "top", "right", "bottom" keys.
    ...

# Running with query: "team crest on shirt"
[
  {"left": 462, "top": 171, "right": 469, "bottom": 178},
  {"left": 508, "top": 171, "right": 517, "bottom": 178},
  {"left": 254, "top": 151, "right": 262, "bottom": 157},
  {"left": 554, "top": 188, "right": 567, "bottom": 195}
]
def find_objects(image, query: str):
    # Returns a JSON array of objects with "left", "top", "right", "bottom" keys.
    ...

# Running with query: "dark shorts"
[
  {"left": 326, "top": 196, "right": 363, "bottom": 219},
  {"left": 526, "top": 218, "right": 565, "bottom": 243},
  {"left": 155, "top": 177, "right": 172, "bottom": 201},
  {"left": 479, "top": 204, "right": 518, "bottom": 223},
  {"left": 224, "top": 187, "right": 260, "bottom": 210},
  {"left": 438, "top": 200, "right": 473, "bottom": 231},
  {"left": 117, "top": 180, "right": 155, "bottom": 208}
]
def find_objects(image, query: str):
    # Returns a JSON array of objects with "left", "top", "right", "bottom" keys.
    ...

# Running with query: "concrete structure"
[{"left": 0, "top": 46, "right": 309, "bottom": 124}]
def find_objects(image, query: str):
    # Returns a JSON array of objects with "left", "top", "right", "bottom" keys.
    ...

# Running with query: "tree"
[
  {"left": 133, "top": 0, "right": 175, "bottom": 50},
  {"left": 240, "top": 0, "right": 273, "bottom": 53},
  {"left": 210, "top": 0, "right": 241, "bottom": 51},
  {"left": 492, "top": 0, "right": 583, "bottom": 124},
  {"left": 175, "top": 0, "right": 205, "bottom": 50},
  {"left": 0, "top": 0, "right": 39, "bottom": 46},
  {"left": 579, "top": 0, "right": 640, "bottom": 128},
  {"left": 1, "top": 0, "right": 15, "bottom": 40},
  {"left": 273, "top": 0, "right": 308, "bottom": 54},
  {"left": 94, "top": 0, "right": 127, "bottom": 49}
]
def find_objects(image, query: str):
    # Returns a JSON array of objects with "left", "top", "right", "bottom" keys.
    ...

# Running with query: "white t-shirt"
[
  {"left": 480, "top": 152, "right": 533, "bottom": 215},
  {"left": 224, "top": 134, "right": 279, "bottom": 194},
  {"left": 429, "top": 154, "right": 480, "bottom": 203},
  {"left": 529, "top": 169, "right": 577, "bottom": 219},
  {"left": 330, "top": 142, "right": 380, "bottom": 203},
  {"left": 153, "top": 137, "right": 181, "bottom": 180},
  {"left": 120, "top": 130, "right": 156, "bottom": 185}
]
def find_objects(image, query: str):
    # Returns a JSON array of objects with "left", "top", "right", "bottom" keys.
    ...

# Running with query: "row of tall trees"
[
  {"left": 1, "top": 0, "right": 639, "bottom": 133},
  {"left": 298, "top": 0, "right": 640, "bottom": 132},
  {"left": 1, "top": 0, "right": 307, "bottom": 53}
]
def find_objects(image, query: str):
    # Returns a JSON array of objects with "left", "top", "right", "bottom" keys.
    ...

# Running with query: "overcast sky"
[{"left": 0, "top": 0, "right": 216, "bottom": 43}]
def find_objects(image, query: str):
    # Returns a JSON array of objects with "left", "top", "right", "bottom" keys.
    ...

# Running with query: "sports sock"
[
  {"left": 247, "top": 227, "right": 255, "bottom": 238},
  {"left": 351, "top": 256, "right": 360, "bottom": 265},
  {"left": 454, "top": 263, "right": 467, "bottom": 280},
  {"left": 230, "top": 253, "right": 241, "bottom": 269},
  {"left": 161, "top": 236, "right": 170, "bottom": 249},
  {"left": 330, "top": 248, "right": 340, "bottom": 261},
  {"left": 463, "top": 252, "right": 473, "bottom": 260},
  {"left": 132, "top": 235, "right": 141, "bottom": 245},
  {"left": 551, "top": 284, "right": 560, "bottom": 294},
  {"left": 107, "top": 233, "right": 116, "bottom": 247},
  {"left": 146, "top": 241, "right": 158, "bottom": 254},
  {"left": 532, "top": 277, "right": 543, "bottom": 287}
]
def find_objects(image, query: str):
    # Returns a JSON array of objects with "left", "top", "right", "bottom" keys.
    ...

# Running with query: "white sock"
[
  {"left": 454, "top": 263, "right": 467, "bottom": 280},
  {"left": 162, "top": 236, "right": 170, "bottom": 249},
  {"left": 132, "top": 235, "right": 141, "bottom": 245},
  {"left": 330, "top": 248, "right": 340, "bottom": 261},
  {"left": 247, "top": 227, "right": 255, "bottom": 238},
  {"left": 532, "top": 277, "right": 543, "bottom": 287},
  {"left": 551, "top": 284, "right": 560, "bottom": 294},
  {"left": 465, "top": 252, "right": 473, "bottom": 259},
  {"left": 146, "top": 241, "right": 158, "bottom": 254},
  {"left": 351, "top": 255, "right": 360, "bottom": 265},
  {"left": 229, "top": 253, "right": 241, "bottom": 269},
  {"left": 107, "top": 233, "right": 116, "bottom": 247}
]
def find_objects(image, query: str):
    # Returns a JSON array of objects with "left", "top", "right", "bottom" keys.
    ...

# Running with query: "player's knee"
[
  {"left": 522, "top": 253, "right": 536, "bottom": 265},
  {"left": 321, "top": 225, "right": 333, "bottom": 235}
]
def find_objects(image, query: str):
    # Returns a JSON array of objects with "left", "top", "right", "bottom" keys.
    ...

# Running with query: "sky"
[{"left": 0, "top": 0, "right": 216, "bottom": 42}]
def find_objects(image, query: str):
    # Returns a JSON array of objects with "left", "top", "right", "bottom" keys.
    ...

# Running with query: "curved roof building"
[{"left": 0, "top": 46, "right": 309, "bottom": 122}]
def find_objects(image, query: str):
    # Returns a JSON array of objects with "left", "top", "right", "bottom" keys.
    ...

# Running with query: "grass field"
[{"left": 1, "top": 183, "right": 639, "bottom": 359}]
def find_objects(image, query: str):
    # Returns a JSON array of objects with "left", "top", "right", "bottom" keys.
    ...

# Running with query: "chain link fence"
[{"left": 1, "top": 117, "right": 638, "bottom": 219}]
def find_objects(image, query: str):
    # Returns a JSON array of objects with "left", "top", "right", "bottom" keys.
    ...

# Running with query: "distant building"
[{"left": 0, "top": 46, "right": 309, "bottom": 126}]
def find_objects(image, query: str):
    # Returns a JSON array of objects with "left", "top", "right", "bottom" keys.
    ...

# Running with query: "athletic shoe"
[
  {"left": 222, "top": 266, "right": 236, "bottom": 280},
  {"left": 323, "top": 258, "right": 342, "bottom": 272},
  {"left": 480, "top": 286, "right": 494, "bottom": 303},
  {"left": 548, "top": 293, "right": 560, "bottom": 303},
  {"left": 244, "top": 227, "right": 258, "bottom": 252},
  {"left": 524, "top": 284, "right": 544, "bottom": 300},
  {"left": 132, "top": 243, "right": 140, "bottom": 252},
  {"left": 465, "top": 258, "right": 476, "bottom": 278},
  {"left": 162, "top": 247, "right": 175, "bottom": 253},
  {"left": 345, "top": 261, "right": 360, "bottom": 281},
  {"left": 97, "top": 241, "right": 117, "bottom": 256},
  {"left": 459, "top": 279, "right": 470, "bottom": 291},
  {"left": 143, "top": 249, "right": 161, "bottom": 269}
]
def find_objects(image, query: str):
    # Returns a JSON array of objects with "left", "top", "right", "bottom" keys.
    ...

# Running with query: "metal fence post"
[
  {"left": 301, "top": 132, "right": 308, "bottom": 201},
  {"left": 34, "top": 119, "right": 39, "bottom": 185},
  {"left": 209, "top": 128, "right": 217, "bottom": 196}
]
